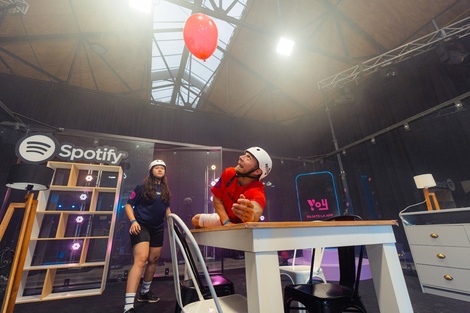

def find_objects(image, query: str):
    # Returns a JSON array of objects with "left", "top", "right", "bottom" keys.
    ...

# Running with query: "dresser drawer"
[
  {"left": 406, "top": 225, "right": 470, "bottom": 246},
  {"left": 411, "top": 245, "right": 470, "bottom": 268},
  {"left": 416, "top": 264, "right": 470, "bottom": 293}
]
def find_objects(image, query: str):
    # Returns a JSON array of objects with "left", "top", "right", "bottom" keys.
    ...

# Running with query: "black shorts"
[{"left": 130, "top": 224, "right": 164, "bottom": 248}]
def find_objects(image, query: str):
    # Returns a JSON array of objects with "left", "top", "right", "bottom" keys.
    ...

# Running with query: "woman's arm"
[{"left": 125, "top": 203, "right": 140, "bottom": 235}]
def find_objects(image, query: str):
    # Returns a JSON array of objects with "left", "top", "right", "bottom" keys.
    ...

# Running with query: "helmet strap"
[{"left": 235, "top": 167, "right": 261, "bottom": 180}]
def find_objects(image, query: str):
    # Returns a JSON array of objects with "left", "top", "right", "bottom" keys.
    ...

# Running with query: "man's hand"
[{"left": 232, "top": 194, "right": 255, "bottom": 223}]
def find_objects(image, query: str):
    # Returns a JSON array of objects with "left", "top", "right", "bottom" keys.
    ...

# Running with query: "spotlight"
[
  {"left": 455, "top": 100, "right": 463, "bottom": 110},
  {"left": 371, "top": 137, "right": 376, "bottom": 144},
  {"left": 85, "top": 175, "right": 93, "bottom": 182},
  {"left": 380, "top": 66, "right": 398, "bottom": 79},
  {"left": 404, "top": 123, "right": 410, "bottom": 131},
  {"left": 76, "top": 216, "right": 84, "bottom": 223},
  {"left": 71, "top": 243, "right": 81, "bottom": 251},
  {"left": 80, "top": 193, "right": 88, "bottom": 200},
  {"left": 210, "top": 165, "right": 216, "bottom": 170},
  {"left": 276, "top": 37, "right": 295, "bottom": 56},
  {"left": 129, "top": 0, "right": 152, "bottom": 13}
]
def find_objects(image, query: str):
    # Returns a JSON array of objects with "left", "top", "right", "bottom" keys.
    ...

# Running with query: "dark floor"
[{"left": 13, "top": 265, "right": 470, "bottom": 313}]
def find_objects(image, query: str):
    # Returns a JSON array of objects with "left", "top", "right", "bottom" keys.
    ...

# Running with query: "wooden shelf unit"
[{"left": 16, "top": 161, "right": 123, "bottom": 303}]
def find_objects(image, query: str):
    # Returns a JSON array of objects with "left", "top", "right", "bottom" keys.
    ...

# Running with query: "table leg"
[
  {"left": 245, "top": 251, "right": 284, "bottom": 313},
  {"left": 366, "top": 243, "right": 414, "bottom": 313}
]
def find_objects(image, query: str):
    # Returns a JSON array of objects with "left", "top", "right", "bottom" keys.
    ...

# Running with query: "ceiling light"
[
  {"left": 129, "top": 0, "right": 152, "bottom": 13},
  {"left": 276, "top": 37, "right": 295, "bottom": 56}
]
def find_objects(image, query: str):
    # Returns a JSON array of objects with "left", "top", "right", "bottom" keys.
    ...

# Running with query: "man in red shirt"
[{"left": 192, "top": 147, "right": 272, "bottom": 228}]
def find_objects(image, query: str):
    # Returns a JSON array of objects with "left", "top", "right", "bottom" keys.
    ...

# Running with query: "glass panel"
[
  {"left": 46, "top": 191, "right": 91, "bottom": 211},
  {"left": 0, "top": 208, "right": 25, "bottom": 302},
  {"left": 51, "top": 266, "right": 103, "bottom": 293},
  {"left": 64, "top": 214, "right": 92, "bottom": 237},
  {"left": 86, "top": 238, "right": 108, "bottom": 262},
  {"left": 151, "top": 0, "right": 248, "bottom": 108},
  {"left": 95, "top": 192, "right": 115, "bottom": 211},
  {"left": 99, "top": 171, "right": 118, "bottom": 188},
  {"left": 52, "top": 168, "right": 70, "bottom": 186},
  {"left": 31, "top": 240, "right": 84, "bottom": 266},
  {"left": 22, "top": 270, "right": 47, "bottom": 296},
  {"left": 76, "top": 170, "right": 98, "bottom": 187},
  {"left": 38, "top": 214, "right": 61, "bottom": 238},
  {"left": 90, "top": 215, "right": 111, "bottom": 237},
  {"left": 0, "top": 246, "right": 15, "bottom": 300},
  {"left": 62, "top": 214, "right": 111, "bottom": 237}
]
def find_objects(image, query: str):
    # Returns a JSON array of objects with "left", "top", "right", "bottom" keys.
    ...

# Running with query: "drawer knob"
[
  {"left": 444, "top": 275, "right": 453, "bottom": 281},
  {"left": 430, "top": 233, "right": 439, "bottom": 238},
  {"left": 437, "top": 253, "right": 446, "bottom": 259}
]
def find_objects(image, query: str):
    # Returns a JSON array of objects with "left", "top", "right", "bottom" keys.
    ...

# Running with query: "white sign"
[{"left": 16, "top": 133, "right": 128, "bottom": 165}]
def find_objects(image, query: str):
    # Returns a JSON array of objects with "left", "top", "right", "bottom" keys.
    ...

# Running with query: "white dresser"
[{"left": 400, "top": 208, "right": 470, "bottom": 302}]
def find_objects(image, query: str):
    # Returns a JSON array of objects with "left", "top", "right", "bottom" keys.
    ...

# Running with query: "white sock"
[
  {"left": 141, "top": 280, "right": 151, "bottom": 294},
  {"left": 124, "top": 292, "right": 135, "bottom": 312}
]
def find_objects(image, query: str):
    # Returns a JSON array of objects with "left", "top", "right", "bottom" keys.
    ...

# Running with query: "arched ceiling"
[{"left": 0, "top": 0, "right": 469, "bottom": 125}]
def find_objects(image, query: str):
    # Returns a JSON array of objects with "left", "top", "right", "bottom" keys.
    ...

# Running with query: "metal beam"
[
  {"left": 317, "top": 17, "right": 470, "bottom": 91},
  {"left": 306, "top": 91, "right": 470, "bottom": 163}
]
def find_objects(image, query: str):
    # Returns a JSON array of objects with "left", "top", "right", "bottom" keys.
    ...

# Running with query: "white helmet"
[
  {"left": 149, "top": 159, "right": 166, "bottom": 170},
  {"left": 245, "top": 147, "right": 272, "bottom": 180}
]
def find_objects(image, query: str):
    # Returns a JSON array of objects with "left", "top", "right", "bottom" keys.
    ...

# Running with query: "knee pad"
[{"left": 198, "top": 213, "right": 221, "bottom": 228}]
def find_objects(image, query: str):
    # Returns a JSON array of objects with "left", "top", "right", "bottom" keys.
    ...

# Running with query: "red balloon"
[{"left": 183, "top": 13, "right": 218, "bottom": 61}]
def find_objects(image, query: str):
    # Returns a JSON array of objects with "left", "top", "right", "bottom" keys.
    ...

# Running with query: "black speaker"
[{"left": 436, "top": 40, "right": 470, "bottom": 64}]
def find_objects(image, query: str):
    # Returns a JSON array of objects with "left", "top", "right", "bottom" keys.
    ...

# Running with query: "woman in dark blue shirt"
[{"left": 122, "top": 159, "right": 171, "bottom": 313}]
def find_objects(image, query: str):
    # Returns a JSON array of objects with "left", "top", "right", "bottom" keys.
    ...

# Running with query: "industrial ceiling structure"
[{"left": 0, "top": 0, "right": 469, "bottom": 126}]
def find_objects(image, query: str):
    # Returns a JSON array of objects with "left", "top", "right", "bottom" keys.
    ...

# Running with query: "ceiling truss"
[{"left": 318, "top": 17, "right": 470, "bottom": 91}]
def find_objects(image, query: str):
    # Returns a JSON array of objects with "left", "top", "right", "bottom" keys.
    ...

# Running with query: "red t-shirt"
[{"left": 211, "top": 167, "right": 266, "bottom": 223}]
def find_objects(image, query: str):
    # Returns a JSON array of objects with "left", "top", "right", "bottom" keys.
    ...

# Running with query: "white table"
[{"left": 192, "top": 220, "right": 413, "bottom": 313}]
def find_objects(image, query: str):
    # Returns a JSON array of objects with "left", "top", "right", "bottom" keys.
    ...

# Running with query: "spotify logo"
[
  {"left": 16, "top": 133, "right": 128, "bottom": 165},
  {"left": 16, "top": 134, "right": 59, "bottom": 164}
]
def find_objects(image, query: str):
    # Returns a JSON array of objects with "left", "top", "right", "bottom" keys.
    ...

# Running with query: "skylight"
[{"left": 151, "top": 0, "right": 248, "bottom": 109}]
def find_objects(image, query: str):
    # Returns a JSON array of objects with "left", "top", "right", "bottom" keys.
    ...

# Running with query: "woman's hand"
[{"left": 129, "top": 221, "right": 141, "bottom": 235}]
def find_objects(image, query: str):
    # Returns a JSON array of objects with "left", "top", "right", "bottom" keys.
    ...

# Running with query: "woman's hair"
[{"left": 143, "top": 175, "right": 171, "bottom": 203}]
